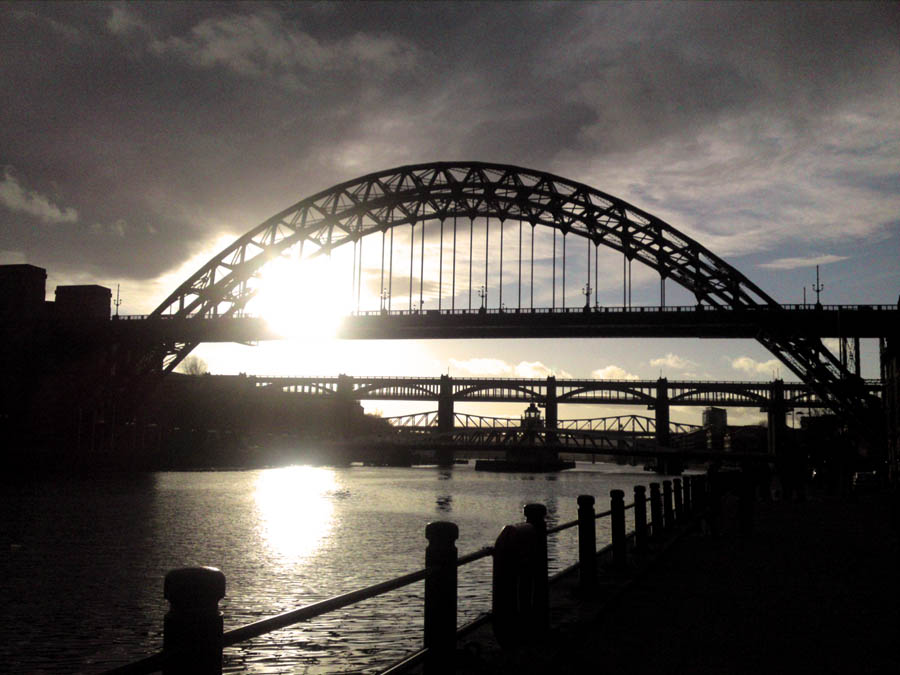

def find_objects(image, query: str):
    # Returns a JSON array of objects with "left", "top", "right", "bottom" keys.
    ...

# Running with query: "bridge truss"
[{"left": 150, "top": 162, "right": 881, "bottom": 425}]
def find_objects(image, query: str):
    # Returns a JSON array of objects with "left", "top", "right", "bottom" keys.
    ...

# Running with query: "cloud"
[
  {"left": 649, "top": 353, "right": 696, "bottom": 370},
  {"left": 449, "top": 358, "right": 571, "bottom": 378},
  {"left": 147, "top": 10, "right": 418, "bottom": 89},
  {"left": 0, "top": 169, "right": 78, "bottom": 224},
  {"left": 106, "top": 6, "right": 150, "bottom": 36},
  {"left": 759, "top": 254, "right": 849, "bottom": 270},
  {"left": 730, "top": 356, "right": 784, "bottom": 377},
  {"left": 591, "top": 365, "right": 640, "bottom": 380}
]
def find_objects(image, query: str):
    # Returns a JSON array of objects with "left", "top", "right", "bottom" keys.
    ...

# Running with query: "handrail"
[
  {"left": 222, "top": 566, "right": 429, "bottom": 647},
  {"left": 103, "top": 474, "right": 719, "bottom": 675}
]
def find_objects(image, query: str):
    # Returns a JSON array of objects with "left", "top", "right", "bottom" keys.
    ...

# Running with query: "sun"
[{"left": 251, "top": 251, "right": 350, "bottom": 339}]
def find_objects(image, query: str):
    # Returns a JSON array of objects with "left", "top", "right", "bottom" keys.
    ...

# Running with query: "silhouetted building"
[
  {"left": 54, "top": 285, "right": 111, "bottom": 320},
  {"left": 0, "top": 264, "right": 46, "bottom": 319}
]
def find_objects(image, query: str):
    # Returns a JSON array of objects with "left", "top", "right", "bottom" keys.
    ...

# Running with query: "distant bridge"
[
  {"left": 246, "top": 373, "right": 880, "bottom": 455},
  {"left": 380, "top": 411, "right": 702, "bottom": 435}
]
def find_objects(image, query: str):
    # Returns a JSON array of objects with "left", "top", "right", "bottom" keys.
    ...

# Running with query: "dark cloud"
[{"left": 1, "top": 1, "right": 898, "bottom": 302}]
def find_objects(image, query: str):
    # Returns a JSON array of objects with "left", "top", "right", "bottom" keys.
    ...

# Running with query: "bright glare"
[
  {"left": 253, "top": 252, "right": 350, "bottom": 338},
  {"left": 254, "top": 466, "right": 337, "bottom": 560}
]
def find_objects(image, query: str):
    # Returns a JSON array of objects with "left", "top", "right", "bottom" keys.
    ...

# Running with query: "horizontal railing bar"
[
  {"left": 223, "top": 567, "right": 429, "bottom": 647},
  {"left": 457, "top": 546, "right": 493, "bottom": 566},
  {"left": 547, "top": 518, "right": 578, "bottom": 535},
  {"left": 594, "top": 508, "right": 613, "bottom": 519}
]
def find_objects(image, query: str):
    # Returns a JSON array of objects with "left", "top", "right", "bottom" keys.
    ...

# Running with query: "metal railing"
[{"left": 102, "top": 471, "right": 729, "bottom": 675}]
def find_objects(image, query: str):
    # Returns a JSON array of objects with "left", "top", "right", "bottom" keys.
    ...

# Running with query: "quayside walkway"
[{"left": 449, "top": 491, "right": 900, "bottom": 674}]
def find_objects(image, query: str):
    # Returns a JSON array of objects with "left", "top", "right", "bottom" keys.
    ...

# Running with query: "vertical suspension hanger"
[
  {"left": 357, "top": 232, "right": 363, "bottom": 313},
  {"left": 518, "top": 219, "right": 523, "bottom": 310},
  {"left": 409, "top": 223, "right": 414, "bottom": 311},
  {"left": 552, "top": 228, "right": 556, "bottom": 310},
  {"left": 438, "top": 218, "right": 444, "bottom": 311},
  {"left": 452, "top": 214, "right": 457, "bottom": 311},
  {"left": 468, "top": 216, "right": 474, "bottom": 310},
  {"left": 484, "top": 215, "right": 490, "bottom": 308},
  {"left": 530, "top": 221, "right": 535, "bottom": 310},
  {"left": 499, "top": 217, "right": 504, "bottom": 310},
  {"left": 388, "top": 226, "right": 394, "bottom": 311},
  {"left": 419, "top": 219, "right": 425, "bottom": 311}
]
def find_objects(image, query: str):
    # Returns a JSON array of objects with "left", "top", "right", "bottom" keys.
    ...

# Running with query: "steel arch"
[{"left": 152, "top": 161, "right": 873, "bottom": 421}]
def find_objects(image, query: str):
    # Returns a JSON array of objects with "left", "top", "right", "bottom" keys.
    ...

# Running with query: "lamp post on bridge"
[{"left": 582, "top": 283, "right": 592, "bottom": 312}]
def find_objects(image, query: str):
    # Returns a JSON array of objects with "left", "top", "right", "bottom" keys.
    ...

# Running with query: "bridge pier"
[
  {"left": 766, "top": 379, "right": 787, "bottom": 456},
  {"left": 654, "top": 378, "right": 671, "bottom": 447},
  {"left": 437, "top": 375, "right": 455, "bottom": 467},
  {"left": 438, "top": 375, "right": 454, "bottom": 433},
  {"left": 544, "top": 376, "right": 558, "bottom": 431}
]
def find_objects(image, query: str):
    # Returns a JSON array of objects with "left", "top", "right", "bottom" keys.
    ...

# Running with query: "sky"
[{"left": 2, "top": 1, "right": 899, "bottom": 425}]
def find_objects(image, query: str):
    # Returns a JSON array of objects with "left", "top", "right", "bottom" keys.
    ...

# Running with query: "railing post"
[
  {"left": 524, "top": 503, "right": 549, "bottom": 633},
  {"left": 673, "top": 478, "right": 683, "bottom": 526},
  {"left": 425, "top": 521, "right": 458, "bottom": 675},
  {"left": 649, "top": 482, "right": 663, "bottom": 540},
  {"left": 633, "top": 485, "right": 648, "bottom": 553},
  {"left": 163, "top": 567, "right": 226, "bottom": 675},
  {"left": 662, "top": 480, "right": 674, "bottom": 532},
  {"left": 577, "top": 495, "right": 597, "bottom": 590},
  {"left": 610, "top": 489, "right": 626, "bottom": 571}
]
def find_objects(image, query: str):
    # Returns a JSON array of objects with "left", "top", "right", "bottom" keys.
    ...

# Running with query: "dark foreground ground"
[{"left": 445, "top": 489, "right": 899, "bottom": 674}]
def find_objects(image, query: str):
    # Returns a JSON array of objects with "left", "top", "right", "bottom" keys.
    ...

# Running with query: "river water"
[{"left": 0, "top": 461, "right": 647, "bottom": 674}]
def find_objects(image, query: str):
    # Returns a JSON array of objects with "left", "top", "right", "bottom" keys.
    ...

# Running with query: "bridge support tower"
[
  {"left": 437, "top": 375, "right": 455, "bottom": 466},
  {"left": 544, "top": 376, "right": 558, "bottom": 430},
  {"left": 766, "top": 379, "right": 787, "bottom": 456}
]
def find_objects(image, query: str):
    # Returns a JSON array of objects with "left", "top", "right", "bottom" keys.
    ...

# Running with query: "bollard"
[
  {"left": 610, "top": 490, "right": 626, "bottom": 572},
  {"left": 425, "top": 521, "right": 458, "bottom": 675},
  {"left": 493, "top": 522, "right": 539, "bottom": 648},
  {"left": 649, "top": 482, "right": 663, "bottom": 540},
  {"left": 633, "top": 485, "right": 648, "bottom": 553},
  {"left": 673, "top": 478, "right": 683, "bottom": 526},
  {"left": 524, "top": 503, "right": 549, "bottom": 633},
  {"left": 577, "top": 495, "right": 597, "bottom": 590},
  {"left": 683, "top": 475, "right": 692, "bottom": 516},
  {"left": 662, "top": 480, "right": 674, "bottom": 532},
  {"left": 163, "top": 566, "right": 226, "bottom": 675}
]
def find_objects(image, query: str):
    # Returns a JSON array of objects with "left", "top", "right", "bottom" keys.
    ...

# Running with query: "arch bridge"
[{"left": 145, "top": 162, "right": 892, "bottom": 438}]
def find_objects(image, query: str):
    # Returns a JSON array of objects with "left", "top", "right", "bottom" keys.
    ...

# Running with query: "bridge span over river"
[{"left": 101, "top": 162, "right": 895, "bottom": 451}]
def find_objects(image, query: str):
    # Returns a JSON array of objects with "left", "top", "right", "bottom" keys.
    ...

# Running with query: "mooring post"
[
  {"left": 633, "top": 485, "right": 648, "bottom": 553},
  {"left": 649, "top": 482, "right": 663, "bottom": 539},
  {"left": 673, "top": 478, "right": 683, "bottom": 526},
  {"left": 662, "top": 480, "right": 674, "bottom": 532},
  {"left": 524, "top": 503, "right": 549, "bottom": 633},
  {"left": 424, "top": 521, "right": 458, "bottom": 675},
  {"left": 577, "top": 495, "right": 597, "bottom": 590},
  {"left": 163, "top": 567, "right": 226, "bottom": 675},
  {"left": 610, "top": 489, "right": 626, "bottom": 571}
]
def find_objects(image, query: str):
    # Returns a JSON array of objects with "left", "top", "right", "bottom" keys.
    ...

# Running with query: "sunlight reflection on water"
[{"left": 254, "top": 466, "right": 336, "bottom": 561}]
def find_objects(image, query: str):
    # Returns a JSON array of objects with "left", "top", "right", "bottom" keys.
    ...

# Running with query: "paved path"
[{"left": 451, "top": 490, "right": 899, "bottom": 674}]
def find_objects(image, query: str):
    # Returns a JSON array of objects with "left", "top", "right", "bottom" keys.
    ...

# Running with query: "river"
[{"left": 0, "top": 461, "right": 648, "bottom": 674}]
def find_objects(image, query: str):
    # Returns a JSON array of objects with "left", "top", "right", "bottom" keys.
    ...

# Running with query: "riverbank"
[{"left": 447, "top": 489, "right": 899, "bottom": 674}]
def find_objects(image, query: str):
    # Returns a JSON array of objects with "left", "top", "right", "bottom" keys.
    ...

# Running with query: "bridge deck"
[{"left": 445, "top": 490, "right": 899, "bottom": 674}]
